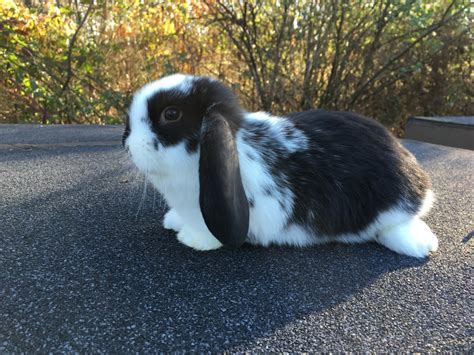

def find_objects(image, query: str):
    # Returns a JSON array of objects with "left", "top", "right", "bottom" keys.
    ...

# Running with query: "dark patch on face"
[
  {"left": 147, "top": 89, "right": 203, "bottom": 151},
  {"left": 144, "top": 77, "right": 244, "bottom": 152}
]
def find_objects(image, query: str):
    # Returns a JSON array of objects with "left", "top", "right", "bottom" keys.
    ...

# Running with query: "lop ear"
[{"left": 199, "top": 112, "right": 249, "bottom": 248}]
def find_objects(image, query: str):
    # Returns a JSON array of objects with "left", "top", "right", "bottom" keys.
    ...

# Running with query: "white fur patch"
[
  {"left": 177, "top": 226, "right": 223, "bottom": 251},
  {"left": 163, "top": 209, "right": 183, "bottom": 232},
  {"left": 327, "top": 191, "right": 438, "bottom": 258},
  {"left": 280, "top": 224, "right": 314, "bottom": 247},
  {"left": 237, "top": 126, "right": 296, "bottom": 247},
  {"left": 144, "top": 143, "right": 224, "bottom": 250},
  {"left": 136, "top": 74, "right": 193, "bottom": 99},
  {"left": 377, "top": 217, "right": 438, "bottom": 258}
]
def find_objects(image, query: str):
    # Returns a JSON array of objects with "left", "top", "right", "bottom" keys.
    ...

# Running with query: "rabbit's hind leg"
[{"left": 377, "top": 217, "right": 438, "bottom": 258}]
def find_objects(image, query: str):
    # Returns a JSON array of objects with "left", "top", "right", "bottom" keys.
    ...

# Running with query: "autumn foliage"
[{"left": 0, "top": 0, "right": 472, "bottom": 134}]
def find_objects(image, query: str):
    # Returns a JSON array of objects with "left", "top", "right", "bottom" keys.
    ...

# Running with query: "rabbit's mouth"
[{"left": 126, "top": 137, "right": 159, "bottom": 173}]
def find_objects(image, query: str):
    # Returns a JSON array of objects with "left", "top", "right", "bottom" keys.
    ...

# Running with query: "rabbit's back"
[{"left": 237, "top": 110, "right": 431, "bottom": 243}]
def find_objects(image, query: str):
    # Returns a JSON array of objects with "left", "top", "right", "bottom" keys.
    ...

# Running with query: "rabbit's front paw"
[
  {"left": 177, "top": 227, "right": 223, "bottom": 251},
  {"left": 163, "top": 209, "right": 182, "bottom": 232}
]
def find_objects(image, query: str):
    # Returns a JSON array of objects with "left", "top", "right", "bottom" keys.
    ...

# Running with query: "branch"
[
  {"left": 320, "top": 0, "right": 347, "bottom": 106},
  {"left": 59, "top": 1, "right": 94, "bottom": 96},
  {"left": 348, "top": 0, "right": 464, "bottom": 107}
]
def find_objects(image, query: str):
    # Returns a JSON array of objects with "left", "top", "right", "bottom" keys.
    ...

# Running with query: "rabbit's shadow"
[{"left": 104, "top": 225, "right": 426, "bottom": 351}]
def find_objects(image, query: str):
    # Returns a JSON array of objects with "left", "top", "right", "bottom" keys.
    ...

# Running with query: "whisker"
[
  {"left": 113, "top": 155, "right": 138, "bottom": 179},
  {"left": 159, "top": 183, "right": 167, "bottom": 211},
  {"left": 111, "top": 149, "right": 135, "bottom": 173},
  {"left": 135, "top": 172, "right": 148, "bottom": 220},
  {"left": 111, "top": 146, "right": 129, "bottom": 159}
]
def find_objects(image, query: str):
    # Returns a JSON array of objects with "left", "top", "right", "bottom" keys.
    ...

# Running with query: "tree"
[{"left": 0, "top": 0, "right": 472, "bottom": 133}]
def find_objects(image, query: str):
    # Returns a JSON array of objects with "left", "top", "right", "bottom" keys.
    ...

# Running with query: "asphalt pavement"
[{"left": 1, "top": 124, "right": 472, "bottom": 352}]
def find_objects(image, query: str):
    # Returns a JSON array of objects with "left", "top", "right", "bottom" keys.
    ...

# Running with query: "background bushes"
[{"left": 1, "top": 0, "right": 472, "bottom": 135}]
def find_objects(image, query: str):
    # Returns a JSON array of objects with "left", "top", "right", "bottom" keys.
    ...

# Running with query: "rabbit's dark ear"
[{"left": 199, "top": 111, "right": 249, "bottom": 248}]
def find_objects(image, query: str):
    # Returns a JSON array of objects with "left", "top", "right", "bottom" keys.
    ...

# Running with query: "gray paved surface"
[{"left": 1, "top": 124, "right": 473, "bottom": 352}]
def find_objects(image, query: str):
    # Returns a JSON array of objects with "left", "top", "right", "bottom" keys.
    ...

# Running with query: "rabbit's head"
[{"left": 124, "top": 74, "right": 249, "bottom": 247}]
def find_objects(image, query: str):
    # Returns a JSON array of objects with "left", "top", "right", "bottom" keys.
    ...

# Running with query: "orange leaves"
[{"left": 1, "top": 0, "right": 471, "bottom": 124}]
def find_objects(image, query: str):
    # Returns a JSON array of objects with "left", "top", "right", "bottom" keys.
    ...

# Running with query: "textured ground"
[{"left": 1, "top": 124, "right": 472, "bottom": 352}]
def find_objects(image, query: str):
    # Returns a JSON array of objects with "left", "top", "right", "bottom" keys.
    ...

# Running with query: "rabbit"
[{"left": 123, "top": 73, "right": 438, "bottom": 258}]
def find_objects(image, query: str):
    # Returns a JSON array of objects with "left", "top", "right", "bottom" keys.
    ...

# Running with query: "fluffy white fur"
[
  {"left": 163, "top": 209, "right": 182, "bottom": 232},
  {"left": 135, "top": 141, "right": 222, "bottom": 251},
  {"left": 126, "top": 75, "right": 438, "bottom": 257},
  {"left": 377, "top": 218, "right": 438, "bottom": 258}
]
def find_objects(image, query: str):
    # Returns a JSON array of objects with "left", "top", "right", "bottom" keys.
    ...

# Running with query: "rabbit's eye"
[{"left": 162, "top": 107, "right": 182, "bottom": 122}]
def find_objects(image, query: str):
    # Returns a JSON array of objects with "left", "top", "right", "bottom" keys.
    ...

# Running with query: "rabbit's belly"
[{"left": 247, "top": 220, "right": 315, "bottom": 247}]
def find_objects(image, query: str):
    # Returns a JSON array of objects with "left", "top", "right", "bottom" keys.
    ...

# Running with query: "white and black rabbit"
[{"left": 123, "top": 74, "right": 438, "bottom": 257}]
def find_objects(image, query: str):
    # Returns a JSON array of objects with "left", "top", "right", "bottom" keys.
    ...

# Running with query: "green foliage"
[{"left": 0, "top": 0, "right": 472, "bottom": 134}]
